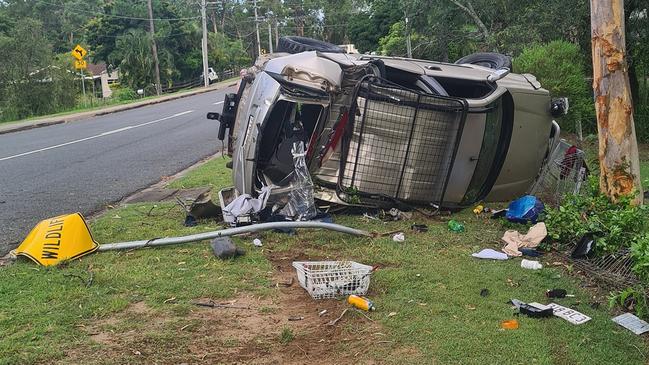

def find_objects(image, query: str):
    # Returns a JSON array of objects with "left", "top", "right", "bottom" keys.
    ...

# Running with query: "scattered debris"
[
  {"left": 480, "top": 288, "right": 490, "bottom": 297},
  {"left": 521, "top": 259, "right": 543, "bottom": 270},
  {"left": 63, "top": 266, "right": 94, "bottom": 287},
  {"left": 472, "top": 204, "right": 484, "bottom": 215},
  {"left": 388, "top": 208, "right": 412, "bottom": 221},
  {"left": 318, "top": 309, "right": 328, "bottom": 317},
  {"left": 274, "top": 278, "right": 294, "bottom": 287},
  {"left": 293, "top": 261, "right": 373, "bottom": 299},
  {"left": 278, "top": 142, "right": 318, "bottom": 221},
  {"left": 505, "top": 195, "right": 544, "bottom": 223},
  {"left": 500, "top": 319, "right": 519, "bottom": 330},
  {"left": 187, "top": 191, "right": 222, "bottom": 219},
  {"left": 183, "top": 215, "right": 197, "bottom": 227},
  {"left": 253, "top": 238, "right": 263, "bottom": 247},
  {"left": 491, "top": 209, "right": 507, "bottom": 219},
  {"left": 392, "top": 232, "right": 405, "bottom": 242},
  {"left": 192, "top": 300, "right": 252, "bottom": 310},
  {"left": 348, "top": 295, "right": 375, "bottom": 311},
  {"left": 472, "top": 249, "right": 508, "bottom": 260},
  {"left": 511, "top": 299, "right": 554, "bottom": 318},
  {"left": 387, "top": 312, "right": 397, "bottom": 317},
  {"left": 222, "top": 186, "right": 271, "bottom": 226},
  {"left": 447, "top": 220, "right": 465, "bottom": 233},
  {"left": 528, "top": 302, "right": 591, "bottom": 325},
  {"left": 327, "top": 308, "right": 349, "bottom": 326},
  {"left": 612, "top": 313, "right": 649, "bottom": 335},
  {"left": 210, "top": 237, "right": 246, "bottom": 259},
  {"left": 546, "top": 289, "right": 574, "bottom": 299},
  {"left": 501, "top": 222, "right": 547, "bottom": 257},
  {"left": 519, "top": 248, "right": 543, "bottom": 257},
  {"left": 288, "top": 316, "right": 304, "bottom": 321},
  {"left": 571, "top": 233, "right": 596, "bottom": 259},
  {"left": 410, "top": 224, "right": 428, "bottom": 233}
]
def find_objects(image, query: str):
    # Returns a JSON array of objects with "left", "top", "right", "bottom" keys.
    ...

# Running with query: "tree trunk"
[{"left": 590, "top": 0, "right": 643, "bottom": 205}]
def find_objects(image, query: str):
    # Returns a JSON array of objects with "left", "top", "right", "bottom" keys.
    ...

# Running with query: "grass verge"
[{"left": 1, "top": 153, "right": 648, "bottom": 364}]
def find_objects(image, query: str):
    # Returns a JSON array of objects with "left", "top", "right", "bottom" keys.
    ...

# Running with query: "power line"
[{"left": 37, "top": 1, "right": 201, "bottom": 21}]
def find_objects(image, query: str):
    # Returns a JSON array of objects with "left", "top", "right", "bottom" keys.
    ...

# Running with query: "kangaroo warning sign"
[{"left": 13, "top": 213, "right": 98, "bottom": 266}]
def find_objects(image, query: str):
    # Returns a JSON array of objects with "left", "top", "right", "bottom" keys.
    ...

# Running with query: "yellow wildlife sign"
[
  {"left": 74, "top": 59, "right": 87, "bottom": 70},
  {"left": 13, "top": 213, "right": 98, "bottom": 266},
  {"left": 72, "top": 44, "right": 87, "bottom": 60}
]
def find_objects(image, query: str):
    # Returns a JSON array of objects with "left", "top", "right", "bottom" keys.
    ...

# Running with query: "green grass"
[
  {"left": 641, "top": 159, "right": 649, "bottom": 189},
  {"left": 0, "top": 202, "right": 271, "bottom": 364},
  {"left": 166, "top": 156, "right": 232, "bottom": 190},
  {"left": 2, "top": 154, "right": 649, "bottom": 364}
]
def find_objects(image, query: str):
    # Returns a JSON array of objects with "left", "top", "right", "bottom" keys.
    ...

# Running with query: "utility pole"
[
  {"left": 267, "top": 19, "right": 273, "bottom": 53},
  {"left": 590, "top": 0, "right": 643, "bottom": 204},
  {"left": 253, "top": 0, "right": 261, "bottom": 57},
  {"left": 201, "top": 0, "right": 210, "bottom": 87},
  {"left": 405, "top": 15, "right": 412, "bottom": 58},
  {"left": 274, "top": 17, "right": 279, "bottom": 49},
  {"left": 147, "top": 0, "right": 161, "bottom": 95}
]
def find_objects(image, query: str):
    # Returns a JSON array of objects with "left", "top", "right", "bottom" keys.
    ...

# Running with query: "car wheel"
[
  {"left": 455, "top": 52, "right": 512, "bottom": 70},
  {"left": 276, "top": 36, "right": 344, "bottom": 54}
]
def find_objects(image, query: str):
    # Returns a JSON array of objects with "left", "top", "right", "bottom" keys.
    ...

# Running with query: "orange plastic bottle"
[
  {"left": 500, "top": 319, "right": 519, "bottom": 330},
  {"left": 348, "top": 295, "right": 375, "bottom": 311}
]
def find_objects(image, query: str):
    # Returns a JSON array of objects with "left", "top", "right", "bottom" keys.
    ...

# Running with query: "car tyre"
[
  {"left": 455, "top": 52, "right": 512, "bottom": 70},
  {"left": 277, "top": 36, "right": 344, "bottom": 54}
]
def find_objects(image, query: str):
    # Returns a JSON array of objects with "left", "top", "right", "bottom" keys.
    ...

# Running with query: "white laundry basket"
[{"left": 292, "top": 260, "right": 373, "bottom": 299}]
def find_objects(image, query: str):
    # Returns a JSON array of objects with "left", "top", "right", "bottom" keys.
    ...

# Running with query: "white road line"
[
  {"left": 213, "top": 101, "right": 224, "bottom": 105},
  {"left": 0, "top": 110, "right": 194, "bottom": 162}
]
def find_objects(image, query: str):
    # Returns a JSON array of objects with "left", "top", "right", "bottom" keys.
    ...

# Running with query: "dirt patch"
[{"left": 64, "top": 248, "right": 392, "bottom": 364}]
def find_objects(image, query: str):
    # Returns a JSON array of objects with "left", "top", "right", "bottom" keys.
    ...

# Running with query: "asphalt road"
[{"left": 0, "top": 87, "right": 235, "bottom": 255}]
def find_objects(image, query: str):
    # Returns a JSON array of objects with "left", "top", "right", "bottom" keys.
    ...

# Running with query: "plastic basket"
[{"left": 292, "top": 261, "right": 373, "bottom": 299}]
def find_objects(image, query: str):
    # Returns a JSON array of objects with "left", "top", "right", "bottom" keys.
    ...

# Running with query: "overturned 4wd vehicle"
[{"left": 212, "top": 37, "right": 564, "bottom": 211}]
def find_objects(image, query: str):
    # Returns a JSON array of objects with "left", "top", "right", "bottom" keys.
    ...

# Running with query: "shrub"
[
  {"left": 514, "top": 40, "right": 595, "bottom": 135},
  {"left": 111, "top": 86, "right": 138, "bottom": 101},
  {"left": 544, "top": 176, "right": 648, "bottom": 255}
]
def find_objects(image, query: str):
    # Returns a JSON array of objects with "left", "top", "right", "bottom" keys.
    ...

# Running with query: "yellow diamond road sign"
[
  {"left": 74, "top": 59, "right": 87, "bottom": 70},
  {"left": 72, "top": 44, "right": 87, "bottom": 60}
]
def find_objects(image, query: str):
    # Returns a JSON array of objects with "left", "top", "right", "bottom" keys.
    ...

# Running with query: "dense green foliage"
[
  {"left": 0, "top": 0, "right": 647, "bottom": 132},
  {"left": 545, "top": 177, "right": 648, "bottom": 255},
  {"left": 514, "top": 41, "right": 595, "bottom": 134}
]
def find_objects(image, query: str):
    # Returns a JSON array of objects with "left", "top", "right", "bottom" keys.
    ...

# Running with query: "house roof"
[{"left": 86, "top": 62, "right": 107, "bottom": 76}]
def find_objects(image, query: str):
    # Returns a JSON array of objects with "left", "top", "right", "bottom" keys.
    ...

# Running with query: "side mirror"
[
  {"left": 550, "top": 98, "right": 569, "bottom": 117},
  {"left": 206, "top": 112, "right": 220, "bottom": 120}
]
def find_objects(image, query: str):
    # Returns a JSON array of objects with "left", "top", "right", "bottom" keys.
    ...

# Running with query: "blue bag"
[{"left": 506, "top": 195, "right": 544, "bottom": 223}]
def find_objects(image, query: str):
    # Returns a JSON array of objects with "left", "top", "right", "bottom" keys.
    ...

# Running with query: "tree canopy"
[{"left": 0, "top": 0, "right": 647, "bottom": 135}]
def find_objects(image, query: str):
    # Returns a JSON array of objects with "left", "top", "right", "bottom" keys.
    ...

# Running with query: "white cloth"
[
  {"left": 472, "top": 249, "right": 509, "bottom": 260},
  {"left": 223, "top": 186, "right": 271, "bottom": 222}
]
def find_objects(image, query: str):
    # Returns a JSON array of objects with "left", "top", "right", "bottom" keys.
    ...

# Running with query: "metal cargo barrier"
[{"left": 338, "top": 77, "right": 467, "bottom": 206}]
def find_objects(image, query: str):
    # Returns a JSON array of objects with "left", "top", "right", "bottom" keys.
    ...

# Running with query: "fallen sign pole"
[
  {"left": 98, "top": 221, "right": 371, "bottom": 251},
  {"left": 13, "top": 215, "right": 372, "bottom": 266}
]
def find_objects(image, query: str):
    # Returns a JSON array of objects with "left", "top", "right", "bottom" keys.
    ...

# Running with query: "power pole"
[
  {"left": 405, "top": 15, "right": 412, "bottom": 58},
  {"left": 590, "top": 0, "right": 643, "bottom": 204},
  {"left": 201, "top": 0, "right": 210, "bottom": 87},
  {"left": 274, "top": 17, "right": 279, "bottom": 49},
  {"left": 253, "top": 0, "right": 261, "bottom": 57},
  {"left": 147, "top": 0, "right": 162, "bottom": 96},
  {"left": 267, "top": 19, "right": 273, "bottom": 53}
]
